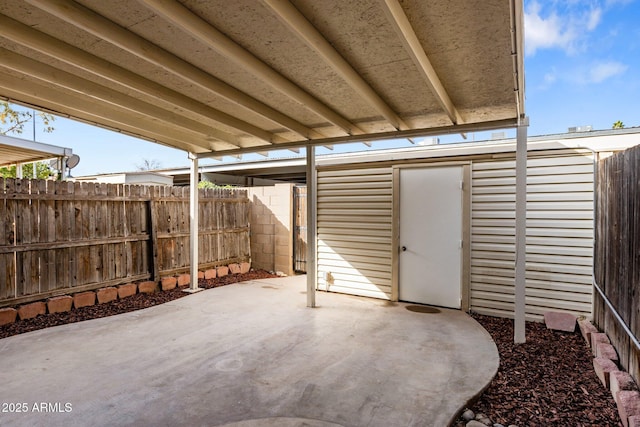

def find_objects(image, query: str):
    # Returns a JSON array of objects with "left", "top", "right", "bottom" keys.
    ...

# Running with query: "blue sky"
[{"left": 8, "top": 0, "right": 640, "bottom": 177}]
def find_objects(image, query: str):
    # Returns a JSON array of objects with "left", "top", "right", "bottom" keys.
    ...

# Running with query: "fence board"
[
  {"left": 0, "top": 180, "right": 250, "bottom": 307},
  {"left": 594, "top": 144, "right": 640, "bottom": 385},
  {"left": 293, "top": 186, "right": 307, "bottom": 272}
]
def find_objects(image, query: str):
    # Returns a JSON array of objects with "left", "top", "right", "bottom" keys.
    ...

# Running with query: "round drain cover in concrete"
[{"left": 405, "top": 305, "right": 441, "bottom": 314}]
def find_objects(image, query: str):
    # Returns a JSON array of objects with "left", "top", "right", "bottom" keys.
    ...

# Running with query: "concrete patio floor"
[{"left": 0, "top": 275, "right": 498, "bottom": 427}]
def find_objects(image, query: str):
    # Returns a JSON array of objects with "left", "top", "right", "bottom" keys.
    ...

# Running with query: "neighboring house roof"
[
  {"left": 151, "top": 127, "right": 640, "bottom": 185},
  {"left": 0, "top": 133, "right": 73, "bottom": 167},
  {"left": 73, "top": 171, "right": 173, "bottom": 186}
]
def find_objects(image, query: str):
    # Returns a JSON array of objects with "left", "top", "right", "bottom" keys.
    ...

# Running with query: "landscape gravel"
[{"left": 457, "top": 313, "right": 623, "bottom": 427}]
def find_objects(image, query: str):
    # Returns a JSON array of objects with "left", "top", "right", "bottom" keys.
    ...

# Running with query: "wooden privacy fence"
[
  {"left": 293, "top": 185, "right": 307, "bottom": 273},
  {"left": 594, "top": 143, "right": 640, "bottom": 384},
  {"left": 0, "top": 178, "right": 250, "bottom": 307}
]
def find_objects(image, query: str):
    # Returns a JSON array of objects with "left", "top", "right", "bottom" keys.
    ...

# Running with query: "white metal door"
[{"left": 399, "top": 166, "right": 463, "bottom": 308}]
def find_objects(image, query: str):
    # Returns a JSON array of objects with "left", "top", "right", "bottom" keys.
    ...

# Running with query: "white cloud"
[
  {"left": 544, "top": 70, "right": 557, "bottom": 85},
  {"left": 587, "top": 61, "right": 628, "bottom": 83},
  {"left": 536, "top": 68, "right": 558, "bottom": 90},
  {"left": 605, "top": 0, "right": 634, "bottom": 6},
  {"left": 537, "top": 61, "right": 627, "bottom": 87},
  {"left": 524, "top": 1, "right": 609, "bottom": 56},
  {"left": 524, "top": 2, "right": 573, "bottom": 56},
  {"left": 587, "top": 8, "right": 602, "bottom": 31}
]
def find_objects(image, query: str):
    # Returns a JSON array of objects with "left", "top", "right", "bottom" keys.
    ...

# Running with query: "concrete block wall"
[{"left": 244, "top": 183, "right": 294, "bottom": 276}]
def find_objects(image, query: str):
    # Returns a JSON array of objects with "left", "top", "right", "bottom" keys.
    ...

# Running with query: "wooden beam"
[
  {"left": 0, "top": 70, "right": 210, "bottom": 153},
  {"left": 511, "top": 0, "right": 526, "bottom": 119},
  {"left": 0, "top": 48, "right": 244, "bottom": 148},
  {"left": 26, "top": 0, "right": 322, "bottom": 140},
  {"left": 141, "top": 0, "right": 362, "bottom": 137},
  {"left": 380, "top": 0, "right": 463, "bottom": 125},
  {"left": 0, "top": 14, "right": 284, "bottom": 145},
  {"left": 263, "top": 0, "right": 409, "bottom": 132}
]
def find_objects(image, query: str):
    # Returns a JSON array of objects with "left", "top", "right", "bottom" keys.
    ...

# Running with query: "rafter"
[
  {"left": 379, "top": 0, "right": 463, "bottom": 126},
  {"left": 510, "top": 0, "right": 526, "bottom": 120},
  {"left": 0, "top": 48, "right": 246, "bottom": 148},
  {"left": 263, "top": 0, "right": 409, "bottom": 132},
  {"left": 0, "top": 14, "right": 288, "bottom": 146},
  {"left": 25, "top": 0, "right": 323, "bottom": 140},
  {"left": 0, "top": 71, "right": 211, "bottom": 154},
  {"left": 140, "top": 0, "right": 364, "bottom": 137}
]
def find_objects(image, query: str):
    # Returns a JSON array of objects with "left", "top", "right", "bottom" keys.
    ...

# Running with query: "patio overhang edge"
[
  {"left": 0, "top": 133, "right": 73, "bottom": 167},
  {"left": 194, "top": 118, "right": 520, "bottom": 159}
]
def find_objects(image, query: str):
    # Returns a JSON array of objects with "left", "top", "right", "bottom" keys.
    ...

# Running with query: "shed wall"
[
  {"left": 316, "top": 149, "right": 595, "bottom": 321},
  {"left": 317, "top": 167, "right": 394, "bottom": 299},
  {"left": 470, "top": 151, "right": 595, "bottom": 321}
]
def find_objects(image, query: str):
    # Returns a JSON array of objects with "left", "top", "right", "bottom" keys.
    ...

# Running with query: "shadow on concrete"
[{"left": 0, "top": 275, "right": 498, "bottom": 427}]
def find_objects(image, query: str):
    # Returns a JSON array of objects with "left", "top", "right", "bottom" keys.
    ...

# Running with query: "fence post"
[{"left": 148, "top": 195, "right": 159, "bottom": 283}]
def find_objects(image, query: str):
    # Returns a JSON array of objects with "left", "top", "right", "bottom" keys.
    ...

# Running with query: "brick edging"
[
  {"left": 578, "top": 318, "right": 640, "bottom": 426},
  {"left": 0, "top": 262, "right": 251, "bottom": 327}
]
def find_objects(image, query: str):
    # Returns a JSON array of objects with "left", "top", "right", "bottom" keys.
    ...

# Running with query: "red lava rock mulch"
[
  {"left": 468, "top": 312, "right": 622, "bottom": 426},
  {"left": 0, "top": 270, "right": 277, "bottom": 340}
]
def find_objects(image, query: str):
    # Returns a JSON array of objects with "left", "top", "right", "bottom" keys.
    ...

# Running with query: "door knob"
[{"left": 401, "top": 246, "right": 407, "bottom": 252}]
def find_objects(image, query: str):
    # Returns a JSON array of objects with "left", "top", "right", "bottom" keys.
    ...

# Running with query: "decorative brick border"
[
  {"left": 118, "top": 283, "right": 137, "bottom": 299},
  {"left": 0, "top": 307, "right": 18, "bottom": 325},
  {"left": 577, "top": 318, "right": 640, "bottom": 426},
  {"left": 47, "top": 296, "right": 73, "bottom": 314},
  {"left": 96, "top": 287, "right": 118, "bottom": 304},
  {"left": 0, "top": 262, "right": 252, "bottom": 327},
  {"left": 161, "top": 276, "right": 178, "bottom": 291}
]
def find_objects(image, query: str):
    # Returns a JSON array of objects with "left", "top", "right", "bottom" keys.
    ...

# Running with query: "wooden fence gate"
[{"left": 293, "top": 186, "right": 307, "bottom": 273}]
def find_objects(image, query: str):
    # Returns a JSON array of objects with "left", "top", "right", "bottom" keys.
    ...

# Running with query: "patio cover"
[
  {"left": 0, "top": 0, "right": 527, "bottom": 339},
  {"left": 0, "top": 134, "right": 73, "bottom": 167}
]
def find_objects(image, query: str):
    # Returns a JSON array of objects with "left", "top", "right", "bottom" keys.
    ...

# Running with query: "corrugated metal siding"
[
  {"left": 471, "top": 152, "right": 595, "bottom": 320},
  {"left": 317, "top": 167, "right": 393, "bottom": 299}
]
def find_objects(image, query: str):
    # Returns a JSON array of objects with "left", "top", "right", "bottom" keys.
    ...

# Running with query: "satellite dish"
[{"left": 66, "top": 154, "right": 80, "bottom": 169}]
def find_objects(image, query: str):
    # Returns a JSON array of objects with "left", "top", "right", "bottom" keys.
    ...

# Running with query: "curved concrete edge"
[
  {"left": 446, "top": 315, "right": 500, "bottom": 427},
  {"left": 217, "top": 417, "right": 344, "bottom": 427},
  {"left": 0, "top": 276, "right": 502, "bottom": 427}
]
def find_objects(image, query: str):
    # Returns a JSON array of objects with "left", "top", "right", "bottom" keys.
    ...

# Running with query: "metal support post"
[
  {"left": 306, "top": 146, "right": 317, "bottom": 307},
  {"left": 514, "top": 117, "right": 529, "bottom": 343},
  {"left": 185, "top": 152, "right": 203, "bottom": 293}
]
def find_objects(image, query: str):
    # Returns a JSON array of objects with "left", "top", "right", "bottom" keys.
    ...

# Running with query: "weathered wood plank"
[
  {"left": 0, "top": 234, "right": 150, "bottom": 254},
  {"left": 149, "top": 199, "right": 159, "bottom": 281},
  {"left": 1, "top": 180, "right": 249, "bottom": 303},
  {"left": 0, "top": 179, "right": 15, "bottom": 299},
  {"left": 594, "top": 144, "right": 640, "bottom": 386}
]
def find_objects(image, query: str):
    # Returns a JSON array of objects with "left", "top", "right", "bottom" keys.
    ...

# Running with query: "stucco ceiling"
[{"left": 0, "top": 0, "right": 525, "bottom": 157}]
